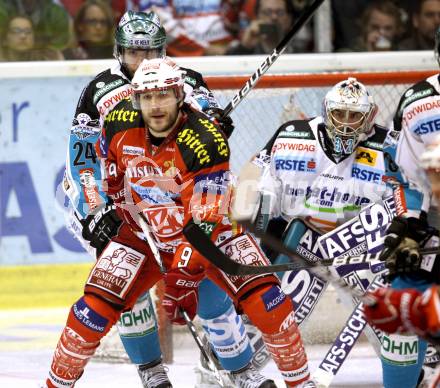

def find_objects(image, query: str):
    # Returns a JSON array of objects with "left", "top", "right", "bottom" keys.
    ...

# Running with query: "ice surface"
[{"left": 0, "top": 308, "right": 382, "bottom": 387}]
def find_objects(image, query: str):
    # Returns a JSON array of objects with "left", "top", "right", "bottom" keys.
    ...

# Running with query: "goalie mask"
[
  {"left": 114, "top": 11, "right": 166, "bottom": 68},
  {"left": 132, "top": 57, "right": 185, "bottom": 109},
  {"left": 323, "top": 77, "right": 377, "bottom": 156}
]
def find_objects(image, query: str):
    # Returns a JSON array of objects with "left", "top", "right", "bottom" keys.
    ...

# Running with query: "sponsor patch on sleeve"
[
  {"left": 262, "top": 285, "right": 286, "bottom": 312},
  {"left": 73, "top": 297, "right": 109, "bottom": 332}
]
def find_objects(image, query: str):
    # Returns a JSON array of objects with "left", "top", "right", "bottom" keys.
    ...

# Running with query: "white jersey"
[
  {"left": 254, "top": 116, "right": 418, "bottom": 232},
  {"left": 392, "top": 73, "right": 440, "bottom": 211}
]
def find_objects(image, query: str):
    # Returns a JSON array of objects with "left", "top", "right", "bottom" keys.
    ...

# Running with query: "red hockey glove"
[
  {"left": 163, "top": 269, "right": 204, "bottom": 325},
  {"left": 364, "top": 286, "right": 440, "bottom": 336}
]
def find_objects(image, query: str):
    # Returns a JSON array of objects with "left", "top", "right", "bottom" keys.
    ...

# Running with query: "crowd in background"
[{"left": 0, "top": 0, "right": 439, "bottom": 62}]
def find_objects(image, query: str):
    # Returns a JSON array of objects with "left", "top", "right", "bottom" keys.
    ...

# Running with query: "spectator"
[
  {"left": 58, "top": 0, "right": 126, "bottom": 22},
  {"left": 0, "top": 15, "right": 64, "bottom": 61},
  {"left": 0, "top": 0, "right": 71, "bottom": 51},
  {"left": 226, "top": 0, "right": 307, "bottom": 55},
  {"left": 398, "top": 0, "right": 440, "bottom": 50},
  {"left": 343, "top": 1, "right": 404, "bottom": 52},
  {"left": 63, "top": 0, "right": 114, "bottom": 60},
  {"left": 137, "top": 1, "right": 234, "bottom": 56}
]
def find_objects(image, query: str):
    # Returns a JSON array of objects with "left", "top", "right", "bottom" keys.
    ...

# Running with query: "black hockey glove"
[
  {"left": 206, "top": 107, "right": 235, "bottom": 138},
  {"left": 82, "top": 203, "right": 122, "bottom": 257},
  {"left": 379, "top": 216, "right": 428, "bottom": 281}
]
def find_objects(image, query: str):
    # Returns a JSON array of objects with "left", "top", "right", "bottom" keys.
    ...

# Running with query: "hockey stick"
[
  {"left": 183, "top": 220, "right": 436, "bottom": 275},
  {"left": 221, "top": 0, "right": 326, "bottom": 117},
  {"left": 184, "top": 220, "right": 368, "bottom": 299},
  {"left": 136, "top": 215, "right": 227, "bottom": 387},
  {"left": 184, "top": 221, "right": 440, "bottom": 350},
  {"left": 313, "top": 275, "right": 386, "bottom": 387}
]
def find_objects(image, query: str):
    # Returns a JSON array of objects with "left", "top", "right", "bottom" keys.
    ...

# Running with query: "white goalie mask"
[
  {"left": 131, "top": 57, "right": 185, "bottom": 110},
  {"left": 323, "top": 77, "right": 378, "bottom": 156}
]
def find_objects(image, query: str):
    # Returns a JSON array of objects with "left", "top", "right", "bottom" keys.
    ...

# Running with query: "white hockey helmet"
[
  {"left": 131, "top": 57, "right": 185, "bottom": 109},
  {"left": 323, "top": 77, "right": 378, "bottom": 156}
]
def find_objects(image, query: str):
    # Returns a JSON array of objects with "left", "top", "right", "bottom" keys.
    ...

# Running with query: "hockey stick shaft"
[
  {"left": 180, "top": 309, "right": 227, "bottom": 387},
  {"left": 221, "top": 0, "right": 325, "bottom": 117},
  {"left": 183, "top": 220, "right": 370, "bottom": 301},
  {"left": 136, "top": 214, "right": 227, "bottom": 386},
  {"left": 313, "top": 275, "right": 386, "bottom": 387}
]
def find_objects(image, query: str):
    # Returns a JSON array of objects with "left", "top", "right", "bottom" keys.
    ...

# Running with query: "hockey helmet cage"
[{"left": 323, "top": 77, "right": 378, "bottom": 156}]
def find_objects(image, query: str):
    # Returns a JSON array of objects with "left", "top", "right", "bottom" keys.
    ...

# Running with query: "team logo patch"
[
  {"left": 87, "top": 243, "right": 145, "bottom": 299},
  {"left": 218, "top": 234, "right": 269, "bottom": 293},
  {"left": 143, "top": 205, "right": 184, "bottom": 237},
  {"left": 72, "top": 113, "right": 100, "bottom": 139}
]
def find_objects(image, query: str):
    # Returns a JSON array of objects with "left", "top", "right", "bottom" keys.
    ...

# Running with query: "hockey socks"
[
  {"left": 117, "top": 291, "right": 162, "bottom": 365},
  {"left": 198, "top": 278, "right": 253, "bottom": 371},
  {"left": 241, "top": 284, "right": 310, "bottom": 387},
  {"left": 47, "top": 295, "right": 119, "bottom": 387}
]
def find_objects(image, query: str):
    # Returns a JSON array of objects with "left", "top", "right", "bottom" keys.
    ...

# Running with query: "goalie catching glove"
[
  {"left": 364, "top": 286, "right": 440, "bottom": 336},
  {"left": 82, "top": 203, "right": 122, "bottom": 257}
]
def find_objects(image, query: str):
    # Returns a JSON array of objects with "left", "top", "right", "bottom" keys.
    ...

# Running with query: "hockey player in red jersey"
[{"left": 44, "top": 57, "right": 312, "bottom": 387}]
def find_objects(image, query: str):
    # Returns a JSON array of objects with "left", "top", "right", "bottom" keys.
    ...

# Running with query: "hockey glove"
[
  {"left": 364, "top": 286, "right": 440, "bottom": 336},
  {"left": 206, "top": 107, "right": 235, "bottom": 138},
  {"left": 163, "top": 268, "right": 204, "bottom": 325},
  {"left": 380, "top": 217, "right": 423, "bottom": 280},
  {"left": 82, "top": 203, "right": 122, "bottom": 257}
]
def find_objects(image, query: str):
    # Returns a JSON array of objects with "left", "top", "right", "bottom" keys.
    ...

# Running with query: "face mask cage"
[{"left": 325, "top": 106, "right": 374, "bottom": 155}]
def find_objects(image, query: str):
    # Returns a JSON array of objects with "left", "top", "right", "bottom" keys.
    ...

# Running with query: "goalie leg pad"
[
  {"left": 117, "top": 291, "right": 161, "bottom": 365},
  {"left": 198, "top": 278, "right": 252, "bottom": 371},
  {"left": 240, "top": 284, "right": 310, "bottom": 386}
]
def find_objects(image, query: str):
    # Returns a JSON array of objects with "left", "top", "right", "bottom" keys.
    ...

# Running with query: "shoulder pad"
[
  {"left": 104, "top": 99, "right": 142, "bottom": 144},
  {"left": 276, "top": 119, "right": 315, "bottom": 140},
  {"left": 359, "top": 124, "right": 388, "bottom": 151},
  {"left": 176, "top": 111, "right": 229, "bottom": 172},
  {"left": 91, "top": 71, "right": 127, "bottom": 105},
  {"left": 393, "top": 79, "right": 439, "bottom": 131}
]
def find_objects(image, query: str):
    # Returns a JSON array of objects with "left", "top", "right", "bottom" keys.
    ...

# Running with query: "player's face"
[
  {"left": 331, "top": 109, "right": 364, "bottom": 132},
  {"left": 139, "top": 88, "right": 181, "bottom": 136},
  {"left": 123, "top": 48, "right": 162, "bottom": 76}
]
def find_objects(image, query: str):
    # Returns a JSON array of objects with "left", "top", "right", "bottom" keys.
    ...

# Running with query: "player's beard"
[{"left": 143, "top": 106, "right": 181, "bottom": 137}]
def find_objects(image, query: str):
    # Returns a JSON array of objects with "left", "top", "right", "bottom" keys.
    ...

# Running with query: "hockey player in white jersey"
[
  {"left": 367, "top": 27, "right": 440, "bottom": 388},
  {"left": 61, "top": 10, "right": 270, "bottom": 388},
  {"left": 234, "top": 77, "right": 429, "bottom": 387}
]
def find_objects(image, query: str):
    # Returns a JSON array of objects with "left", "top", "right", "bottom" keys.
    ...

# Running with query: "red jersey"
[{"left": 97, "top": 100, "right": 232, "bottom": 270}]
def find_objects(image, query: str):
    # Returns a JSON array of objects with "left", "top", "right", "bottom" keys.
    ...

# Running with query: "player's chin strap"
[
  {"left": 183, "top": 219, "right": 440, "bottom": 351},
  {"left": 135, "top": 214, "right": 229, "bottom": 387},
  {"left": 220, "top": 0, "right": 325, "bottom": 119}
]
